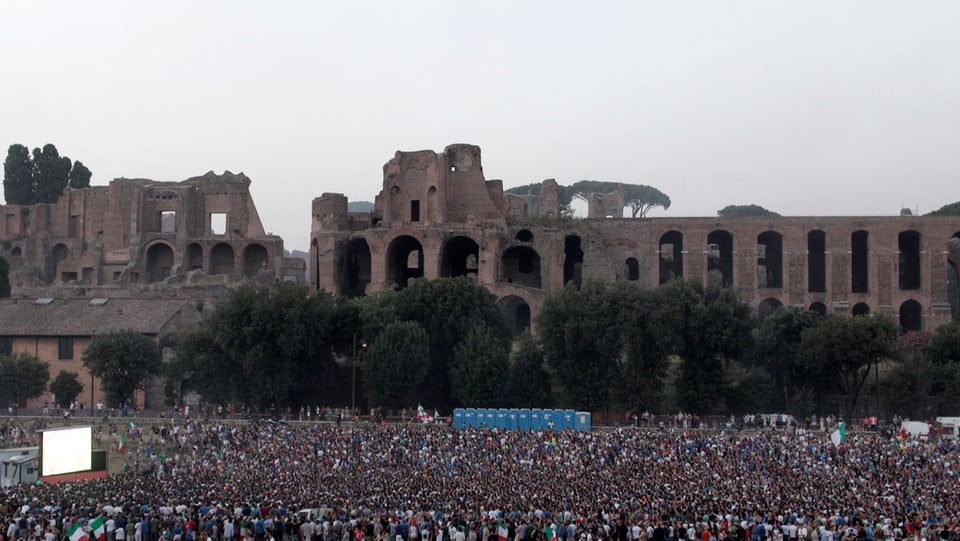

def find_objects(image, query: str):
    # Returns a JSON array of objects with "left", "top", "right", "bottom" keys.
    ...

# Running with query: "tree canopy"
[
  {"left": 717, "top": 204, "right": 781, "bottom": 218},
  {"left": 3, "top": 143, "right": 92, "bottom": 205},
  {"left": 49, "top": 371, "right": 84, "bottom": 409},
  {"left": 0, "top": 352, "right": 50, "bottom": 407},
  {"left": 82, "top": 329, "right": 161, "bottom": 407},
  {"left": 505, "top": 180, "right": 671, "bottom": 218},
  {"left": 926, "top": 201, "right": 960, "bottom": 216}
]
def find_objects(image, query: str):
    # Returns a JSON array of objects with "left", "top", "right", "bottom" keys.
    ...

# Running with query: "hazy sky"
[{"left": 2, "top": 2, "right": 958, "bottom": 251}]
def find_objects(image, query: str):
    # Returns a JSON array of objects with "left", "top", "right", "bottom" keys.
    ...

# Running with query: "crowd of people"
[{"left": 0, "top": 418, "right": 957, "bottom": 541}]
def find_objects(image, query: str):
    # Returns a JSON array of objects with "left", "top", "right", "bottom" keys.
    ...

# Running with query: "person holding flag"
[
  {"left": 90, "top": 517, "right": 106, "bottom": 541},
  {"left": 67, "top": 519, "right": 89, "bottom": 541},
  {"left": 417, "top": 405, "right": 433, "bottom": 424}
]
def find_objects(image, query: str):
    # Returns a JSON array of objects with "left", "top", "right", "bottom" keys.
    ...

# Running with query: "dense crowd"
[{"left": 0, "top": 420, "right": 957, "bottom": 541}]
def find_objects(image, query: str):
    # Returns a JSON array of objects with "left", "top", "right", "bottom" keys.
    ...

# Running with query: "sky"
[{"left": 2, "top": 2, "right": 958, "bottom": 252}]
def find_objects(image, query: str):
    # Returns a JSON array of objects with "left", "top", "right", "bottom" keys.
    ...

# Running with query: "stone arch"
[
  {"left": 386, "top": 234, "right": 424, "bottom": 289},
  {"left": 145, "top": 242, "right": 175, "bottom": 283},
  {"left": 625, "top": 257, "right": 639, "bottom": 281},
  {"left": 210, "top": 243, "right": 235, "bottom": 275},
  {"left": 898, "top": 230, "right": 921, "bottom": 290},
  {"left": 659, "top": 231, "right": 683, "bottom": 284},
  {"left": 440, "top": 236, "right": 480, "bottom": 278},
  {"left": 243, "top": 243, "right": 269, "bottom": 277},
  {"left": 10, "top": 246, "right": 21, "bottom": 257},
  {"left": 851, "top": 230, "right": 869, "bottom": 293},
  {"left": 852, "top": 302, "right": 871, "bottom": 316},
  {"left": 498, "top": 295, "right": 532, "bottom": 335},
  {"left": 899, "top": 300, "right": 923, "bottom": 333},
  {"left": 808, "top": 230, "right": 826, "bottom": 293},
  {"left": 563, "top": 235, "right": 584, "bottom": 289},
  {"left": 338, "top": 237, "right": 371, "bottom": 298},
  {"left": 515, "top": 229, "right": 534, "bottom": 243},
  {"left": 809, "top": 302, "right": 827, "bottom": 316},
  {"left": 757, "top": 297, "right": 783, "bottom": 319},
  {"left": 707, "top": 230, "right": 733, "bottom": 288},
  {"left": 186, "top": 243, "right": 203, "bottom": 271},
  {"left": 501, "top": 246, "right": 541, "bottom": 289},
  {"left": 50, "top": 243, "right": 69, "bottom": 283},
  {"left": 757, "top": 231, "right": 783, "bottom": 289}
]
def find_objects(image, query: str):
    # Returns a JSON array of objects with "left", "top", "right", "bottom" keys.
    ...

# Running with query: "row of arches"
[
  {"left": 145, "top": 242, "right": 269, "bottom": 283},
  {"left": 758, "top": 297, "right": 925, "bottom": 333}
]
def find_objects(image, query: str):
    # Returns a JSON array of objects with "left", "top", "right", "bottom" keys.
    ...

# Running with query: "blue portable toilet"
[
  {"left": 508, "top": 409, "right": 519, "bottom": 430},
  {"left": 563, "top": 409, "right": 576, "bottom": 430},
  {"left": 453, "top": 409, "right": 465, "bottom": 430},
  {"left": 574, "top": 411, "right": 592, "bottom": 432},
  {"left": 542, "top": 409, "right": 554, "bottom": 430},
  {"left": 465, "top": 408, "right": 477, "bottom": 428},
  {"left": 475, "top": 408, "right": 487, "bottom": 427},
  {"left": 531, "top": 409, "right": 543, "bottom": 431},
  {"left": 519, "top": 409, "right": 531, "bottom": 430},
  {"left": 485, "top": 409, "right": 496, "bottom": 428},
  {"left": 497, "top": 409, "right": 509, "bottom": 429}
]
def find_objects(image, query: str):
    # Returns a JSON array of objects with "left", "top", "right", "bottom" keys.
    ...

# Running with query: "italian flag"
[
  {"left": 497, "top": 522, "right": 508, "bottom": 541},
  {"left": 67, "top": 520, "right": 88, "bottom": 541},
  {"left": 830, "top": 421, "right": 846, "bottom": 447},
  {"left": 90, "top": 516, "right": 106, "bottom": 541},
  {"left": 118, "top": 430, "right": 127, "bottom": 453},
  {"left": 545, "top": 526, "right": 555, "bottom": 541}
]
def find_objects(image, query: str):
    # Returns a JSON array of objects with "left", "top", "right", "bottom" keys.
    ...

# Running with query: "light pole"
[{"left": 351, "top": 335, "right": 366, "bottom": 417}]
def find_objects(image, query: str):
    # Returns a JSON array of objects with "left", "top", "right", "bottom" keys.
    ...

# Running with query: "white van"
[{"left": 900, "top": 420, "right": 930, "bottom": 439}]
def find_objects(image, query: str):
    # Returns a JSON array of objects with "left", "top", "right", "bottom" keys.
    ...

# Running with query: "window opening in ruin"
[
  {"left": 58, "top": 337, "right": 73, "bottom": 360},
  {"left": 626, "top": 258, "right": 639, "bottom": 281},
  {"left": 386, "top": 235, "right": 424, "bottom": 290},
  {"left": 899, "top": 300, "right": 922, "bottom": 333},
  {"left": 411, "top": 200, "right": 420, "bottom": 223},
  {"left": 809, "top": 302, "right": 827, "bottom": 316},
  {"left": 210, "top": 213, "right": 227, "bottom": 235},
  {"left": 898, "top": 230, "right": 921, "bottom": 290},
  {"left": 757, "top": 231, "right": 783, "bottom": 289},
  {"left": 82, "top": 267, "right": 93, "bottom": 283},
  {"left": 10, "top": 247, "right": 20, "bottom": 257},
  {"left": 68, "top": 215, "right": 79, "bottom": 237},
  {"left": 706, "top": 230, "right": 733, "bottom": 288},
  {"left": 146, "top": 243, "right": 174, "bottom": 283},
  {"left": 440, "top": 236, "right": 480, "bottom": 279},
  {"left": 243, "top": 244, "right": 269, "bottom": 278},
  {"left": 808, "top": 231, "right": 826, "bottom": 293},
  {"left": 61, "top": 272, "right": 77, "bottom": 282},
  {"left": 211, "top": 243, "right": 235, "bottom": 275},
  {"left": 516, "top": 230, "right": 534, "bottom": 243},
  {"left": 498, "top": 295, "right": 531, "bottom": 336},
  {"left": 563, "top": 235, "right": 584, "bottom": 289},
  {"left": 852, "top": 303, "right": 870, "bottom": 316},
  {"left": 187, "top": 243, "right": 203, "bottom": 271},
  {"left": 659, "top": 231, "right": 683, "bottom": 284},
  {"left": 757, "top": 298, "right": 783, "bottom": 319},
  {"left": 338, "top": 238, "right": 371, "bottom": 298},
  {"left": 0, "top": 337, "right": 11, "bottom": 356},
  {"left": 283, "top": 275, "right": 298, "bottom": 283},
  {"left": 161, "top": 211, "right": 176, "bottom": 233},
  {"left": 112, "top": 271, "right": 122, "bottom": 282},
  {"left": 851, "top": 231, "right": 869, "bottom": 293},
  {"left": 501, "top": 246, "right": 541, "bottom": 289}
]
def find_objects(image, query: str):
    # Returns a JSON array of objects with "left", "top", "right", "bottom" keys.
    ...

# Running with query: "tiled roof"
[{"left": 0, "top": 298, "right": 196, "bottom": 336}]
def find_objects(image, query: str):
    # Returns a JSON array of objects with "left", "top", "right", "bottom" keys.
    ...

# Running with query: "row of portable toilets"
[{"left": 452, "top": 408, "right": 592, "bottom": 432}]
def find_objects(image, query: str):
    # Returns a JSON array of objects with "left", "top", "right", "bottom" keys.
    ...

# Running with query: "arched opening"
[
  {"left": 707, "top": 230, "right": 734, "bottom": 288},
  {"left": 757, "top": 297, "right": 783, "bottom": 319},
  {"left": 338, "top": 238, "right": 371, "bottom": 298},
  {"left": 625, "top": 257, "right": 639, "bottom": 281},
  {"left": 852, "top": 303, "right": 871, "bottom": 316},
  {"left": 851, "top": 230, "right": 869, "bottom": 293},
  {"left": 10, "top": 247, "right": 21, "bottom": 257},
  {"left": 899, "top": 300, "right": 923, "bottom": 333},
  {"left": 808, "top": 230, "right": 826, "bottom": 293},
  {"left": 210, "top": 243, "right": 235, "bottom": 275},
  {"left": 386, "top": 235, "right": 424, "bottom": 289},
  {"left": 427, "top": 186, "right": 439, "bottom": 223},
  {"left": 809, "top": 302, "right": 827, "bottom": 316},
  {"left": 186, "top": 243, "right": 203, "bottom": 271},
  {"left": 498, "top": 295, "right": 532, "bottom": 336},
  {"left": 501, "top": 246, "right": 541, "bottom": 289},
  {"left": 659, "top": 231, "right": 683, "bottom": 284},
  {"left": 440, "top": 236, "right": 480, "bottom": 279},
  {"left": 757, "top": 231, "right": 783, "bottom": 289},
  {"left": 898, "top": 230, "right": 921, "bottom": 290},
  {"left": 146, "top": 243, "right": 174, "bottom": 283},
  {"left": 50, "top": 243, "right": 69, "bottom": 283},
  {"left": 564, "top": 235, "right": 584, "bottom": 289},
  {"left": 243, "top": 243, "right": 269, "bottom": 278},
  {"left": 515, "top": 230, "right": 534, "bottom": 243}
]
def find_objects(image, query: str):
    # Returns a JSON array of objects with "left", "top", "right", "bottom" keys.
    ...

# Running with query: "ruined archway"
[
  {"left": 440, "top": 236, "right": 480, "bottom": 278},
  {"left": 501, "top": 246, "right": 541, "bottom": 289},
  {"left": 564, "top": 235, "right": 584, "bottom": 289},
  {"left": 49, "top": 243, "right": 69, "bottom": 283},
  {"left": 852, "top": 302, "right": 870, "bottom": 316},
  {"left": 10, "top": 246, "right": 21, "bottom": 257},
  {"left": 210, "top": 243, "right": 235, "bottom": 275},
  {"left": 898, "top": 230, "right": 921, "bottom": 290},
  {"left": 338, "top": 238, "right": 371, "bottom": 298},
  {"left": 498, "top": 295, "right": 532, "bottom": 336},
  {"left": 808, "top": 230, "right": 826, "bottom": 293},
  {"left": 516, "top": 230, "right": 534, "bottom": 243},
  {"left": 852, "top": 230, "right": 869, "bottom": 293},
  {"left": 900, "top": 300, "right": 922, "bottom": 333},
  {"left": 757, "top": 231, "right": 783, "bottom": 289},
  {"left": 386, "top": 235, "right": 424, "bottom": 289},
  {"left": 707, "top": 230, "right": 733, "bottom": 288},
  {"left": 625, "top": 257, "right": 639, "bottom": 281},
  {"left": 659, "top": 231, "right": 683, "bottom": 284},
  {"left": 146, "top": 242, "right": 174, "bottom": 283},
  {"left": 243, "top": 243, "right": 269, "bottom": 278},
  {"left": 186, "top": 243, "right": 203, "bottom": 271},
  {"left": 809, "top": 302, "right": 827, "bottom": 316},
  {"left": 757, "top": 297, "right": 783, "bottom": 319}
]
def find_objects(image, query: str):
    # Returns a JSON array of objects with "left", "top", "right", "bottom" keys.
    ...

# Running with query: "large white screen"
[{"left": 41, "top": 426, "right": 92, "bottom": 476}]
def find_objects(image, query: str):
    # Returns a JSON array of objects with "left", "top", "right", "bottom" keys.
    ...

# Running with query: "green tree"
[
  {"left": 363, "top": 321, "right": 430, "bottom": 410},
  {"left": 168, "top": 327, "right": 237, "bottom": 407},
  {"left": 801, "top": 314, "right": 898, "bottom": 420},
  {"left": 723, "top": 360, "right": 774, "bottom": 414},
  {"left": 614, "top": 283, "right": 673, "bottom": 412},
  {"left": 3, "top": 143, "right": 92, "bottom": 205},
  {"left": 0, "top": 255, "right": 10, "bottom": 297},
  {"left": 82, "top": 329, "right": 161, "bottom": 407},
  {"left": 450, "top": 324, "right": 510, "bottom": 407},
  {"left": 32, "top": 144, "right": 73, "bottom": 204},
  {"left": 623, "top": 185, "right": 671, "bottom": 218},
  {"left": 0, "top": 352, "right": 50, "bottom": 406},
  {"left": 924, "top": 322, "right": 960, "bottom": 364},
  {"left": 49, "top": 370, "right": 84, "bottom": 409},
  {"left": 506, "top": 331, "right": 552, "bottom": 408},
  {"left": 3, "top": 144, "right": 33, "bottom": 205},
  {"left": 754, "top": 306, "right": 823, "bottom": 414},
  {"left": 926, "top": 202, "right": 960, "bottom": 216},
  {"left": 717, "top": 204, "right": 781, "bottom": 218},
  {"left": 68, "top": 161, "right": 92, "bottom": 189}
]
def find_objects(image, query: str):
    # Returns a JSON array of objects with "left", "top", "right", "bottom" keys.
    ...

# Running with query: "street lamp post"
[{"left": 351, "top": 335, "right": 366, "bottom": 418}]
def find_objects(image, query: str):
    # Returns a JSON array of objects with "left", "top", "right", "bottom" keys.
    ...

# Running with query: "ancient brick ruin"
[{"left": 311, "top": 144, "right": 960, "bottom": 334}]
